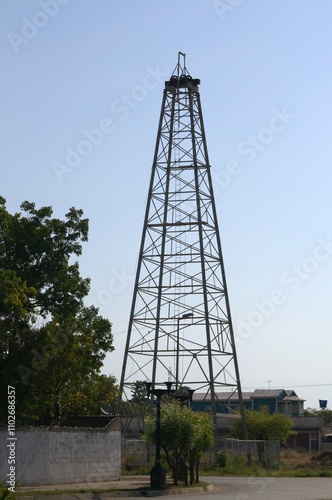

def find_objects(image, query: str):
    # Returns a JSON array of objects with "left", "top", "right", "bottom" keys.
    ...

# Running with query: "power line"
[
  {"left": 282, "top": 384, "right": 332, "bottom": 388},
  {"left": 245, "top": 384, "right": 332, "bottom": 389}
]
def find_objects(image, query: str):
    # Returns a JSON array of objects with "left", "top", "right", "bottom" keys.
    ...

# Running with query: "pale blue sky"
[{"left": 1, "top": 0, "right": 332, "bottom": 409}]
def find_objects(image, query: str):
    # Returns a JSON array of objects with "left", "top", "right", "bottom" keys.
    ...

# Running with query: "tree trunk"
[
  {"left": 195, "top": 460, "right": 199, "bottom": 483},
  {"left": 189, "top": 461, "right": 194, "bottom": 485},
  {"left": 173, "top": 465, "right": 178, "bottom": 486}
]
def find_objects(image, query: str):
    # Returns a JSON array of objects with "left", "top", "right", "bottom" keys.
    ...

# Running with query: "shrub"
[{"left": 216, "top": 451, "right": 229, "bottom": 468}]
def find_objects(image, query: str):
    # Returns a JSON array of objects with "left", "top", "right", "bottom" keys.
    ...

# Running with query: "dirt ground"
[{"left": 282, "top": 448, "right": 332, "bottom": 470}]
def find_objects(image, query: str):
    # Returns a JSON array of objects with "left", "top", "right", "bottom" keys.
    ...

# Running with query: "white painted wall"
[{"left": 0, "top": 421, "right": 121, "bottom": 486}]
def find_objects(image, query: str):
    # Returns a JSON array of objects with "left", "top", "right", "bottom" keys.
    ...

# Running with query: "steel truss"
[{"left": 119, "top": 54, "right": 245, "bottom": 416}]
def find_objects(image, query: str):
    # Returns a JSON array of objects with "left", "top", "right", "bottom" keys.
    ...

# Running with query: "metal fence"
[
  {"left": 122, "top": 437, "right": 281, "bottom": 470},
  {"left": 122, "top": 439, "right": 153, "bottom": 470},
  {"left": 218, "top": 438, "right": 280, "bottom": 468}
]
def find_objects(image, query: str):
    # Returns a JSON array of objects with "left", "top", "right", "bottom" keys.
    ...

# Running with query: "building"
[
  {"left": 287, "top": 417, "right": 322, "bottom": 452},
  {"left": 192, "top": 389, "right": 304, "bottom": 417},
  {"left": 251, "top": 389, "right": 304, "bottom": 417},
  {"left": 192, "top": 389, "right": 323, "bottom": 451}
]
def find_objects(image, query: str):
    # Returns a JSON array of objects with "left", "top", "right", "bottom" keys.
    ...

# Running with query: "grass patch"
[
  {"left": 16, "top": 489, "right": 110, "bottom": 497},
  {"left": 121, "top": 465, "right": 151, "bottom": 475},
  {"left": 0, "top": 482, "right": 17, "bottom": 500},
  {"left": 272, "top": 468, "right": 332, "bottom": 478},
  {"left": 16, "top": 487, "right": 142, "bottom": 497},
  {"left": 15, "top": 481, "right": 210, "bottom": 497}
]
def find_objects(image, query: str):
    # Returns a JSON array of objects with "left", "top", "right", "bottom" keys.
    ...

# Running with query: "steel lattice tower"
[{"left": 119, "top": 53, "right": 245, "bottom": 419}]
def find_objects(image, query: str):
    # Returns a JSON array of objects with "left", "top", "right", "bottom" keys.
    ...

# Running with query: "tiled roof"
[
  {"left": 251, "top": 389, "right": 285, "bottom": 398},
  {"left": 193, "top": 391, "right": 252, "bottom": 401},
  {"left": 193, "top": 388, "right": 301, "bottom": 402},
  {"left": 282, "top": 395, "right": 305, "bottom": 402},
  {"left": 285, "top": 390, "right": 297, "bottom": 397}
]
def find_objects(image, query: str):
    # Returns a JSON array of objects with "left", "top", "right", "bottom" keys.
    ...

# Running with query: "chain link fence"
[
  {"left": 122, "top": 439, "right": 153, "bottom": 470},
  {"left": 122, "top": 437, "right": 281, "bottom": 471},
  {"left": 217, "top": 438, "right": 280, "bottom": 468}
]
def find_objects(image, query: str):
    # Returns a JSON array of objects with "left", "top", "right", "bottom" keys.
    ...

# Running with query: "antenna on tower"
[{"left": 172, "top": 51, "right": 189, "bottom": 78}]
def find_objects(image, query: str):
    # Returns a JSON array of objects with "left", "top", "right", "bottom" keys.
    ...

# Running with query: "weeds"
[
  {"left": 0, "top": 483, "right": 16, "bottom": 500},
  {"left": 201, "top": 449, "right": 332, "bottom": 478}
]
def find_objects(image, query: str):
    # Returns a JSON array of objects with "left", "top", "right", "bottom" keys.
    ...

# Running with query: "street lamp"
[
  {"left": 176, "top": 312, "right": 194, "bottom": 391},
  {"left": 145, "top": 381, "right": 174, "bottom": 489},
  {"left": 145, "top": 381, "right": 196, "bottom": 488}
]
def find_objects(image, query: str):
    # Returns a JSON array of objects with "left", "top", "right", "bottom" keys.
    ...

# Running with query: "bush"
[
  {"left": 0, "top": 482, "right": 15, "bottom": 500},
  {"left": 216, "top": 451, "right": 229, "bottom": 468}
]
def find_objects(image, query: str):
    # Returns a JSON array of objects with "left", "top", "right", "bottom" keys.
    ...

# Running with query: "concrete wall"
[
  {"left": 321, "top": 443, "right": 332, "bottom": 451},
  {"left": 0, "top": 418, "right": 121, "bottom": 486}
]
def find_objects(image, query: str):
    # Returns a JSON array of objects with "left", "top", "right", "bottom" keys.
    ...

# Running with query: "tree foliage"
[
  {"left": 0, "top": 198, "right": 115, "bottom": 424},
  {"left": 186, "top": 410, "right": 214, "bottom": 484},
  {"left": 231, "top": 410, "right": 296, "bottom": 443},
  {"left": 304, "top": 408, "right": 332, "bottom": 427},
  {"left": 129, "top": 380, "right": 150, "bottom": 415},
  {"left": 61, "top": 374, "right": 118, "bottom": 416},
  {"left": 145, "top": 399, "right": 213, "bottom": 485}
]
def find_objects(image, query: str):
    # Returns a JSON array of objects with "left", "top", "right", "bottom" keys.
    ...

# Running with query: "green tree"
[
  {"left": 145, "top": 399, "right": 214, "bottom": 485},
  {"left": 231, "top": 410, "right": 295, "bottom": 442},
  {"left": 231, "top": 411, "right": 295, "bottom": 466},
  {"left": 0, "top": 198, "right": 115, "bottom": 424},
  {"left": 186, "top": 410, "right": 214, "bottom": 484},
  {"left": 61, "top": 374, "right": 118, "bottom": 416},
  {"left": 129, "top": 380, "right": 150, "bottom": 416},
  {"left": 304, "top": 408, "right": 332, "bottom": 427}
]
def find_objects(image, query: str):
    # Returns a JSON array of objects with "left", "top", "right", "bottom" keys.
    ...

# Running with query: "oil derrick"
[{"left": 118, "top": 53, "right": 246, "bottom": 422}]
